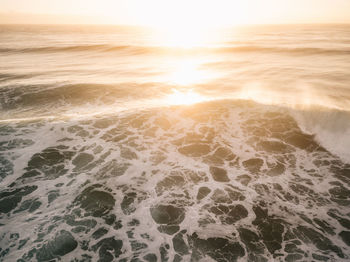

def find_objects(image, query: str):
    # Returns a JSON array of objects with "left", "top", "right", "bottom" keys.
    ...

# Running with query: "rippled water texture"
[{"left": 0, "top": 24, "right": 350, "bottom": 261}]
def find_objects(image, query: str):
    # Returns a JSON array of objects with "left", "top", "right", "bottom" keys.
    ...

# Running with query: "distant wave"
[
  {"left": 0, "top": 73, "right": 39, "bottom": 83},
  {"left": 218, "top": 46, "right": 350, "bottom": 56},
  {"left": 1, "top": 44, "right": 350, "bottom": 56},
  {"left": 0, "top": 44, "right": 155, "bottom": 55},
  {"left": 0, "top": 82, "right": 166, "bottom": 110}
]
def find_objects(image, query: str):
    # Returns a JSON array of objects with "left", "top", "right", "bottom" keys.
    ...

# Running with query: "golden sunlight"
[
  {"left": 155, "top": 26, "right": 211, "bottom": 48},
  {"left": 168, "top": 59, "right": 208, "bottom": 86},
  {"left": 134, "top": 0, "right": 254, "bottom": 30},
  {"left": 2, "top": 0, "right": 350, "bottom": 25},
  {"left": 165, "top": 89, "right": 208, "bottom": 105}
]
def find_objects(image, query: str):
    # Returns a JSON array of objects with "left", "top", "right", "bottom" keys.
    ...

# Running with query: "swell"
[
  {"left": 0, "top": 44, "right": 155, "bottom": 55},
  {"left": 1, "top": 44, "right": 350, "bottom": 56},
  {"left": 218, "top": 46, "right": 350, "bottom": 56},
  {"left": 0, "top": 82, "right": 165, "bottom": 110},
  {"left": 0, "top": 73, "right": 39, "bottom": 83}
]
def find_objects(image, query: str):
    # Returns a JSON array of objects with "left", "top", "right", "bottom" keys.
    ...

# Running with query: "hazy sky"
[{"left": 1, "top": 0, "right": 350, "bottom": 26}]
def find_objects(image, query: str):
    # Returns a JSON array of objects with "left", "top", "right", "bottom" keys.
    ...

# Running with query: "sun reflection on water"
[
  {"left": 168, "top": 59, "right": 209, "bottom": 86},
  {"left": 165, "top": 89, "right": 208, "bottom": 105}
]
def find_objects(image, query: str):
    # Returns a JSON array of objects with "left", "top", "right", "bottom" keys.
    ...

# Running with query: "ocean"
[{"left": 0, "top": 24, "right": 350, "bottom": 261}]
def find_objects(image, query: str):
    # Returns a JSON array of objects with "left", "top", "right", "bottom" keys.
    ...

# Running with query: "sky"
[{"left": 1, "top": 0, "right": 350, "bottom": 26}]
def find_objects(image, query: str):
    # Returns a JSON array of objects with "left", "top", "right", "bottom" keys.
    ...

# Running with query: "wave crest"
[{"left": 1, "top": 44, "right": 350, "bottom": 56}]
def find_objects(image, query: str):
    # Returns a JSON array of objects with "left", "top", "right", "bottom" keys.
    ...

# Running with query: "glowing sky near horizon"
[{"left": 1, "top": 0, "right": 350, "bottom": 26}]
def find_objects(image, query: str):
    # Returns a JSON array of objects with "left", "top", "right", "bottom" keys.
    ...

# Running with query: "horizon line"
[{"left": 1, "top": 22, "right": 350, "bottom": 28}]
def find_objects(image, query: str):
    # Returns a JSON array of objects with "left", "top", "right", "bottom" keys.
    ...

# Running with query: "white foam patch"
[{"left": 1, "top": 100, "right": 350, "bottom": 261}]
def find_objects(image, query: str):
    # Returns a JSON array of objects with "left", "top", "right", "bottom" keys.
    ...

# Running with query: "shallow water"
[{"left": 0, "top": 24, "right": 350, "bottom": 261}]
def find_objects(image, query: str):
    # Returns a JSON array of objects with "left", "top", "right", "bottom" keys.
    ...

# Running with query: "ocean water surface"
[{"left": 0, "top": 24, "right": 350, "bottom": 261}]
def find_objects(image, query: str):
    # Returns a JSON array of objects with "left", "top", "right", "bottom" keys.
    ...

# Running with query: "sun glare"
[
  {"left": 154, "top": 25, "right": 214, "bottom": 48},
  {"left": 168, "top": 59, "right": 209, "bottom": 86},
  {"left": 165, "top": 89, "right": 207, "bottom": 105}
]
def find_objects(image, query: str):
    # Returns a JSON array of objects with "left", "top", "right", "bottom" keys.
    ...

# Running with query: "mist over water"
[{"left": 1, "top": 24, "right": 350, "bottom": 261}]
